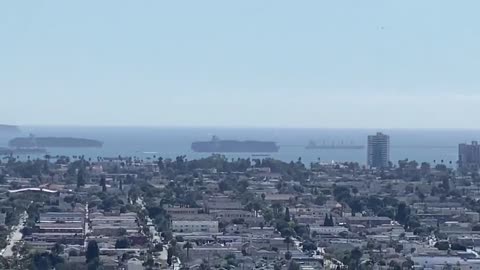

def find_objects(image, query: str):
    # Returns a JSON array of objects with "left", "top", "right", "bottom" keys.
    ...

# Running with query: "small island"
[{"left": 9, "top": 136, "right": 103, "bottom": 148}]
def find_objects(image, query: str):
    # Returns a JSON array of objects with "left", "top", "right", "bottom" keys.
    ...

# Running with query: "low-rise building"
[
  {"left": 171, "top": 220, "right": 219, "bottom": 233},
  {"left": 215, "top": 210, "right": 263, "bottom": 226},
  {"left": 39, "top": 212, "right": 84, "bottom": 223},
  {"left": 346, "top": 216, "right": 392, "bottom": 228},
  {"left": 310, "top": 226, "right": 348, "bottom": 235},
  {"left": 165, "top": 207, "right": 202, "bottom": 216},
  {"left": 25, "top": 232, "right": 84, "bottom": 246},
  {"left": 37, "top": 222, "right": 84, "bottom": 234}
]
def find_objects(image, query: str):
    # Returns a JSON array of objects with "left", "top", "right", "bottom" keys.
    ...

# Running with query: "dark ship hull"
[
  {"left": 192, "top": 139, "right": 279, "bottom": 153},
  {"left": 9, "top": 137, "right": 103, "bottom": 148}
]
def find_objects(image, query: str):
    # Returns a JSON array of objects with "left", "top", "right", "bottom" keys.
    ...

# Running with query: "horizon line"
[{"left": 8, "top": 124, "right": 480, "bottom": 131}]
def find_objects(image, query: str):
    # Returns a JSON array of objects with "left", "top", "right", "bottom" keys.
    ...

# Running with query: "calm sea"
[{"left": 0, "top": 126, "right": 478, "bottom": 166}]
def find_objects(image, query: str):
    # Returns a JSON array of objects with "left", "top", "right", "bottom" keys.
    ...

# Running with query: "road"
[
  {"left": 136, "top": 198, "right": 173, "bottom": 267},
  {"left": 2, "top": 211, "right": 27, "bottom": 257},
  {"left": 84, "top": 203, "right": 90, "bottom": 248},
  {"left": 136, "top": 198, "right": 161, "bottom": 242}
]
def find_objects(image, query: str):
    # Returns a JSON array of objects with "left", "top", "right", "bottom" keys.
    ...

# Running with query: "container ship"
[
  {"left": 192, "top": 136, "right": 279, "bottom": 153},
  {"left": 9, "top": 135, "right": 103, "bottom": 148},
  {"left": 305, "top": 140, "right": 364, "bottom": 150}
]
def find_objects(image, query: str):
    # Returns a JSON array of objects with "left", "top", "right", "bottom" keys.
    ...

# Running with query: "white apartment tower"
[{"left": 367, "top": 132, "right": 390, "bottom": 168}]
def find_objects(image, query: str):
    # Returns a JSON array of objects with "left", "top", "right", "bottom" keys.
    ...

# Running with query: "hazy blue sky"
[{"left": 1, "top": 1, "right": 480, "bottom": 128}]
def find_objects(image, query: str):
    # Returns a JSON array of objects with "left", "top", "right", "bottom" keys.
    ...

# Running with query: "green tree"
[
  {"left": 451, "top": 243, "right": 466, "bottom": 251},
  {"left": 100, "top": 175, "right": 107, "bottom": 192},
  {"left": 183, "top": 241, "right": 193, "bottom": 264},
  {"left": 284, "top": 236, "right": 294, "bottom": 252},
  {"left": 167, "top": 247, "right": 173, "bottom": 266},
  {"left": 434, "top": 241, "right": 450, "bottom": 251},
  {"left": 199, "top": 260, "right": 211, "bottom": 270},
  {"left": 324, "top": 214, "right": 330, "bottom": 226},
  {"left": 395, "top": 202, "right": 410, "bottom": 225},
  {"left": 237, "top": 179, "right": 249, "bottom": 193},
  {"left": 314, "top": 194, "right": 327, "bottom": 206},
  {"left": 77, "top": 169, "right": 86, "bottom": 188},
  {"left": 115, "top": 238, "right": 130, "bottom": 249},
  {"left": 86, "top": 240, "right": 99, "bottom": 263},
  {"left": 324, "top": 214, "right": 334, "bottom": 226},
  {"left": 302, "top": 241, "right": 317, "bottom": 252},
  {"left": 263, "top": 209, "right": 273, "bottom": 223},
  {"left": 350, "top": 247, "right": 363, "bottom": 269},
  {"left": 32, "top": 252, "right": 52, "bottom": 270},
  {"left": 51, "top": 243, "right": 64, "bottom": 256},
  {"left": 402, "top": 259, "right": 414, "bottom": 270},
  {"left": 333, "top": 186, "right": 351, "bottom": 202},
  {"left": 288, "top": 261, "right": 300, "bottom": 270},
  {"left": 157, "top": 157, "right": 164, "bottom": 170},
  {"left": 285, "top": 207, "right": 291, "bottom": 222}
]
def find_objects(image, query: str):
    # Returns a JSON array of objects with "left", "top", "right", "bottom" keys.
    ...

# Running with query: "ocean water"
[{"left": 0, "top": 126, "right": 478, "bottom": 166}]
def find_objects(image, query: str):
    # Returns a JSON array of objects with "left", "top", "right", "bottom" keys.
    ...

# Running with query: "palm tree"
[{"left": 183, "top": 241, "right": 193, "bottom": 264}]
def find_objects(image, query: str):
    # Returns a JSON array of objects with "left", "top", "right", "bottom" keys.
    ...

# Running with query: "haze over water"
[{"left": 0, "top": 126, "right": 476, "bottom": 166}]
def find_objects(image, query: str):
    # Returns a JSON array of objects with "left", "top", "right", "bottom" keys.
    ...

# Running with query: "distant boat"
[
  {"left": 305, "top": 140, "right": 364, "bottom": 150},
  {"left": 191, "top": 136, "right": 279, "bottom": 153}
]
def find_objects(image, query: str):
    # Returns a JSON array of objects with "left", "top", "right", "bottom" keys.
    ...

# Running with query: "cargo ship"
[
  {"left": 305, "top": 140, "right": 364, "bottom": 150},
  {"left": 192, "top": 136, "right": 279, "bottom": 153},
  {"left": 9, "top": 135, "right": 103, "bottom": 148}
]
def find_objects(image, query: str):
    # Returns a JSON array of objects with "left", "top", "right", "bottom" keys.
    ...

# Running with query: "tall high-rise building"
[
  {"left": 458, "top": 141, "right": 480, "bottom": 171},
  {"left": 367, "top": 132, "right": 390, "bottom": 168}
]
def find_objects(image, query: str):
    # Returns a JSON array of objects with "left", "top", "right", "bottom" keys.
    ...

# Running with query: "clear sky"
[{"left": 1, "top": 1, "right": 480, "bottom": 128}]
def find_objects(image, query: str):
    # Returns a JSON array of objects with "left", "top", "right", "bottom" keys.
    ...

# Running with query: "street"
[
  {"left": 136, "top": 198, "right": 178, "bottom": 268},
  {"left": 84, "top": 202, "right": 90, "bottom": 248},
  {"left": 2, "top": 211, "right": 27, "bottom": 257}
]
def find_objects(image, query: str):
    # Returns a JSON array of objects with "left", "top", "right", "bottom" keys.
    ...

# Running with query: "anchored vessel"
[
  {"left": 305, "top": 140, "right": 364, "bottom": 150},
  {"left": 192, "top": 136, "right": 279, "bottom": 153}
]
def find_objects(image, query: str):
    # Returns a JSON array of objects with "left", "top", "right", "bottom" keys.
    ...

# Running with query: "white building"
[
  {"left": 367, "top": 132, "right": 390, "bottom": 168},
  {"left": 172, "top": 220, "right": 218, "bottom": 233},
  {"left": 412, "top": 256, "right": 470, "bottom": 270},
  {"left": 310, "top": 226, "right": 348, "bottom": 235}
]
